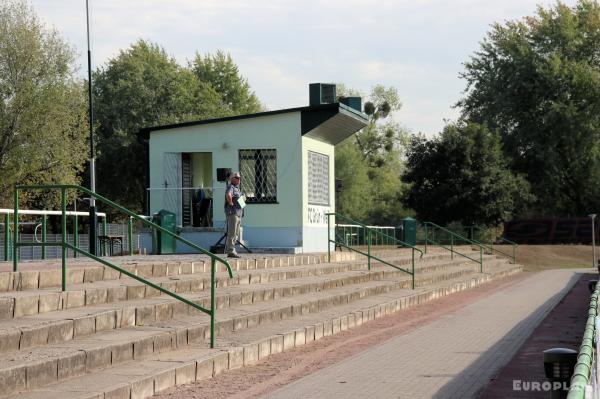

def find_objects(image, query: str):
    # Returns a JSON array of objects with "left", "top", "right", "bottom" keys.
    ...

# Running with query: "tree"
[
  {"left": 344, "top": 85, "right": 407, "bottom": 169},
  {"left": 458, "top": 0, "right": 600, "bottom": 215},
  {"left": 192, "top": 50, "right": 262, "bottom": 115},
  {"left": 334, "top": 139, "right": 372, "bottom": 221},
  {"left": 0, "top": 0, "right": 88, "bottom": 207},
  {"left": 402, "top": 123, "right": 532, "bottom": 226},
  {"left": 335, "top": 85, "right": 411, "bottom": 225},
  {"left": 93, "top": 41, "right": 229, "bottom": 213}
]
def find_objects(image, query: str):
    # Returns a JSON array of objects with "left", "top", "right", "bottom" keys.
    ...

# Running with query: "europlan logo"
[{"left": 513, "top": 380, "right": 570, "bottom": 391}]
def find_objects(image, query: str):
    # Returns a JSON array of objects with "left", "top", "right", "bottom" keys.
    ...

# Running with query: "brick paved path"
[
  {"left": 479, "top": 271, "right": 593, "bottom": 398},
  {"left": 262, "top": 269, "right": 583, "bottom": 399}
]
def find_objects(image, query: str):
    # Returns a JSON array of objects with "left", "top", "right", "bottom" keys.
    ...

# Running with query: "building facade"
[{"left": 142, "top": 88, "right": 367, "bottom": 253}]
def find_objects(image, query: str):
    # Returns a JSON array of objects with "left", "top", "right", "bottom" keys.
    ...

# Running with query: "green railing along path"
[
  {"left": 12, "top": 184, "right": 233, "bottom": 348},
  {"left": 423, "top": 222, "right": 485, "bottom": 273},
  {"left": 566, "top": 286, "right": 598, "bottom": 398},
  {"left": 326, "top": 213, "right": 423, "bottom": 289}
]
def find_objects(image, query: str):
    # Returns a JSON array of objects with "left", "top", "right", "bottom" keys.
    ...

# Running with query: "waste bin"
[
  {"left": 402, "top": 217, "right": 417, "bottom": 246},
  {"left": 153, "top": 209, "right": 176, "bottom": 254}
]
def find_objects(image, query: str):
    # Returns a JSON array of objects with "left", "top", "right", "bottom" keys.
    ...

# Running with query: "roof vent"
[{"left": 309, "top": 83, "right": 336, "bottom": 106}]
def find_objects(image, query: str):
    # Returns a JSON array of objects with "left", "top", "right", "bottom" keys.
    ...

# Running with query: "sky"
[{"left": 30, "top": 0, "right": 577, "bottom": 136}]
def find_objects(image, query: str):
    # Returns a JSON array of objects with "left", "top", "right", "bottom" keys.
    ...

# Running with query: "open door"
[
  {"left": 191, "top": 153, "right": 213, "bottom": 227},
  {"left": 163, "top": 152, "right": 182, "bottom": 226}
]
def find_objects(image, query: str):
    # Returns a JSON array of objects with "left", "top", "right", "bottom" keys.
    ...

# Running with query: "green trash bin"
[
  {"left": 153, "top": 209, "right": 177, "bottom": 254},
  {"left": 402, "top": 217, "right": 417, "bottom": 246}
]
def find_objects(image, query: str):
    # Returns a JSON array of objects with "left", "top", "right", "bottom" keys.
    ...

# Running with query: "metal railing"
[
  {"left": 336, "top": 224, "right": 397, "bottom": 246},
  {"left": 1, "top": 209, "right": 108, "bottom": 261},
  {"left": 465, "top": 225, "right": 518, "bottom": 264},
  {"left": 423, "top": 222, "right": 485, "bottom": 273},
  {"left": 12, "top": 184, "right": 233, "bottom": 348},
  {"left": 326, "top": 213, "right": 423, "bottom": 289},
  {"left": 567, "top": 286, "right": 598, "bottom": 398}
]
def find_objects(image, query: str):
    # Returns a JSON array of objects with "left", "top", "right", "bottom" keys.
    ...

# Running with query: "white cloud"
[{"left": 28, "top": 0, "right": 579, "bottom": 135}]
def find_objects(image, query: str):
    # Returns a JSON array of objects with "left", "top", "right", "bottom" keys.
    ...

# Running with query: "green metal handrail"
[
  {"left": 423, "top": 222, "right": 484, "bottom": 273},
  {"left": 326, "top": 213, "right": 423, "bottom": 289},
  {"left": 465, "top": 225, "right": 517, "bottom": 264},
  {"left": 336, "top": 224, "right": 397, "bottom": 246},
  {"left": 1, "top": 208, "right": 109, "bottom": 261},
  {"left": 470, "top": 237, "right": 516, "bottom": 264},
  {"left": 567, "top": 286, "right": 598, "bottom": 398},
  {"left": 12, "top": 184, "right": 233, "bottom": 348}
]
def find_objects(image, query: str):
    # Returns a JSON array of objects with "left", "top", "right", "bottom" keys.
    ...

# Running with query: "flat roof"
[{"left": 140, "top": 102, "right": 369, "bottom": 145}]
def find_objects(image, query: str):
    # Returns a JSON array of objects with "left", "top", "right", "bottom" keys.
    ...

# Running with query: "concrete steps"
[
  {"left": 0, "top": 257, "right": 482, "bottom": 355},
  {"left": 0, "top": 249, "right": 522, "bottom": 399},
  {"left": 0, "top": 253, "right": 461, "bottom": 321}
]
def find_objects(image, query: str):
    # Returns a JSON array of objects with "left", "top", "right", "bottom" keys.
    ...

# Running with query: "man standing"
[{"left": 224, "top": 172, "right": 243, "bottom": 258}]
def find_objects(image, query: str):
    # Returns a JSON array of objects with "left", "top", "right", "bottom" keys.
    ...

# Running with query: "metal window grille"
[
  {"left": 239, "top": 149, "right": 277, "bottom": 203},
  {"left": 308, "top": 151, "right": 329, "bottom": 206}
]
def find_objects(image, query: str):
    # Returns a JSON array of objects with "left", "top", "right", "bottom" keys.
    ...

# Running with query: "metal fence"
[
  {"left": 335, "top": 224, "right": 397, "bottom": 246},
  {"left": 0, "top": 223, "right": 132, "bottom": 262}
]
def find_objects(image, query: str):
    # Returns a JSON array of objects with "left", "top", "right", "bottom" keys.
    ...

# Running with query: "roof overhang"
[
  {"left": 301, "top": 103, "right": 368, "bottom": 145},
  {"left": 139, "top": 102, "right": 369, "bottom": 143}
]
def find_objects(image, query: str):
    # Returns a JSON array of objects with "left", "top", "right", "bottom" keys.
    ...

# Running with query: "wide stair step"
[{"left": 0, "top": 249, "right": 522, "bottom": 399}]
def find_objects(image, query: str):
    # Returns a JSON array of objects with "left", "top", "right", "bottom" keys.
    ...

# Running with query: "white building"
[{"left": 141, "top": 84, "right": 367, "bottom": 253}]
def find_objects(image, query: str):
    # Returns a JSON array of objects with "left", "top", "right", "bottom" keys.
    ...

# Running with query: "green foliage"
[
  {"left": 458, "top": 0, "right": 600, "bottom": 215},
  {"left": 93, "top": 41, "right": 259, "bottom": 213},
  {"left": 403, "top": 123, "right": 532, "bottom": 226},
  {"left": 192, "top": 50, "right": 262, "bottom": 115},
  {"left": 0, "top": 0, "right": 88, "bottom": 207},
  {"left": 350, "top": 85, "right": 407, "bottom": 169},
  {"left": 334, "top": 140, "right": 372, "bottom": 221},
  {"left": 335, "top": 85, "right": 411, "bottom": 225}
]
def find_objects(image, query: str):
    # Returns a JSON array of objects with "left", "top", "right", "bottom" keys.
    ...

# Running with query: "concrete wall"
[{"left": 301, "top": 136, "right": 336, "bottom": 252}]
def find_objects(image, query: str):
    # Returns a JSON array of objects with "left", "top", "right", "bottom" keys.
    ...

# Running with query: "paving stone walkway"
[{"left": 262, "top": 269, "right": 585, "bottom": 399}]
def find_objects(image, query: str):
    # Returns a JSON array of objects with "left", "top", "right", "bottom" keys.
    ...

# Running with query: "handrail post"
[
  {"left": 327, "top": 214, "right": 331, "bottom": 263},
  {"left": 513, "top": 245, "right": 516, "bottom": 264},
  {"left": 411, "top": 248, "right": 415, "bottom": 289},
  {"left": 450, "top": 234, "right": 454, "bottom": 259},
  {"left": 41, "top": 215, "right": 47, "bottom": 260},
  {"left": 13, "top": 188, "right": 19, "bottom": 271},
  {"left": 102, "top": 216, "right": 108, "bottom": 256},
  {"left": 367, "top": 229, "right": 371, "bottom": 270},
  {"left": 61, "top": 188, "right": 67, "bottom": 291},
  {"left": 73, "top": 213, "right": 79, "bottom": 258},
  {"left": 210, "top": 257, "right": 216, "bottom": 349},
  {"left": 424, "top": 223, "right": 428, "bottom": 254},
  {"left": 4, "top": 213, "right": 9, "bottom": 262},
  {"left": 128, "top": 216, "right": 133, "bottom": 255},
  {"left": 480, "top": 247, "right": 483, "bottom": 273}
]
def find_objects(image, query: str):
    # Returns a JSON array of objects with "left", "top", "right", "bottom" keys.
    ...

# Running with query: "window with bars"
[
  {"left": 239, "top": 149, "right": 277, "bottom": 203},
  {"left": 308, "top": 151, "right": 329, "bottom": 206}
]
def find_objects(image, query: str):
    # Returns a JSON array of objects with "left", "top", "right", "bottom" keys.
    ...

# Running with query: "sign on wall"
[
  {"left": 308, "top": 205, "right": 330, "bottom": 226},
  {"left": 308, "top": 151, "right": 329, "bottom": 206}
]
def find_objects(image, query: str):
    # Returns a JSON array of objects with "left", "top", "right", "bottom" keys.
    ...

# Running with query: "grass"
[
  {"left": 492, "top": 244, "right": 595, "bottom": 272},
  {"left": 350, "top": 243, "right": 595, "bottom": 273}
]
